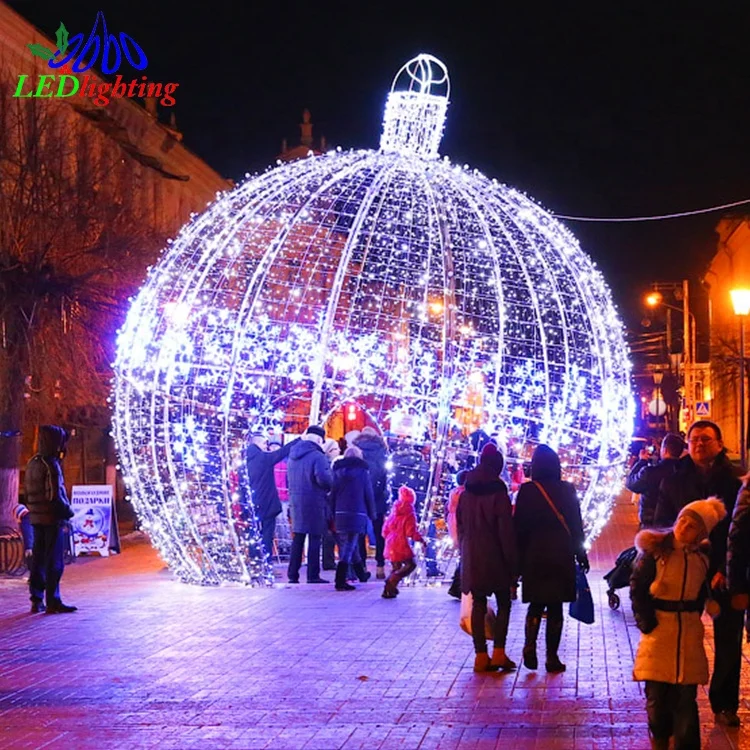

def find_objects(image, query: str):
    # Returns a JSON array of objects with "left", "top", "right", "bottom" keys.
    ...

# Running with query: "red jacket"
[{"left": 383, "top": 488, "right": 424, "bottom": 563}]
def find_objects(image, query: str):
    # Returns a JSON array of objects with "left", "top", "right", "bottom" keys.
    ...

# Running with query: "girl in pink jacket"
[{"left": 382, "top": 485, "right": 424, "bottom": 598}]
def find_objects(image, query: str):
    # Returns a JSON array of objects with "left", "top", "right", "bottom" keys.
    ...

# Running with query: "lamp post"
[
  {"left": 652, "top": 369, "right": 666, "bottom": 432},
  {"left": 645, "top": 285, "right": 696, "bottom": 430},
  {"left": 731, "top": 289, "right": 750, "bottom": 471}
]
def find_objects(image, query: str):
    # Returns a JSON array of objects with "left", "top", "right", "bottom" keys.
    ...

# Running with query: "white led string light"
[{"left": 113, "top": 54, "right": 633, "bottom": 586}]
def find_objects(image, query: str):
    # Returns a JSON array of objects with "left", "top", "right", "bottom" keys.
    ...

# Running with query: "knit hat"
[
  {"left": 398, "top": 485, "right": 416, "bottom": 504},
  {"left": 305, "top": 425, "right": 326, "bottom": 440},
  {"left": 677, "top": 497, "right": 727, "bottom": 536},
  {"left": 479, "top": 442, "right": 504, "bottom": 477}
]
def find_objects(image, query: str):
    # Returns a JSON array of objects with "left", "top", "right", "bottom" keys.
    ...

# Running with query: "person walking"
[
  {"left": 24, "top": 425, "right": 76, "bottom": 614},
  {"left": 514, "top": 444, "right": 588, "bottom": 673},
  {"left": 354, "top": 427, "right": 390, "bottom": 579},
  {"left": 627, "top": 433, "right": 684, "bottom": 528},
  {"left": 457, "top": 443, "right": 517, "bottom": 672},
  {"left": 655, "top": 420, "right": 742, "bottom": 727},
  {"left": 245, "top": 433, "right": 299, "bottom": 560},
  {"left": 329, "top": 446, "right": 375, "bottom": 590},
  {"left": 630, "top": 499, "right": 727, "bottom": 749},
  {"left": 381, "top": 485, "right": 424, "bottom": 598},
  {"left": 286, "top": 426, "right": 333, "bottom": 584}
]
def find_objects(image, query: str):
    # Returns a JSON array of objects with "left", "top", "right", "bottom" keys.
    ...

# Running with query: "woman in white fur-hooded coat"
[{"left": 630, "top": 497, "right": 726, "bottom": 685}]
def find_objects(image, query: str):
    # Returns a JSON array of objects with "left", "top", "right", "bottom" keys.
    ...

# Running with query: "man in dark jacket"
[
  {"left": 354, "top": 427, "right": 390, "bottom": 578},
  {"left": 245, "top": 434, "right": 298, "bottom": 560},
  {"left": 626, "top": 433, "right": 684, "bottom": 528},
  {"left": 655, "top": 420, "right": 742, "bottom": 727},
  {"left": 286, "top": 425, "right": 333, "bottom": 584},
  {"left": 24, "top": 425, "right": 76, "bottom": 614}
]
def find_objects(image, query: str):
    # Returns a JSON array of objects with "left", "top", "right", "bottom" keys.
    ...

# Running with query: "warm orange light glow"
[
  {"left": 645, "top": 292, "right": 662, "bottom": 308},
  {"left": 429, "top": 300, "right": 444, "bottom": 314},
  {"left": 731, "top": 289, "right": 750, "bottom": 316}
]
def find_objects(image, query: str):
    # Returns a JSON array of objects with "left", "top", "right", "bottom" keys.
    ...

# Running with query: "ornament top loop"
[{"left": 380, "top": 53, "right": 449, "bottom": 160}]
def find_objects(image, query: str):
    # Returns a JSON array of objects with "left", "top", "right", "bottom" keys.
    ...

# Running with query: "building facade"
[
  {"left": 0, "top": 2, "right": 229, "bottom": 519},
  {"left": 703, "top": 216, "right": 750, "bottom": 461}
]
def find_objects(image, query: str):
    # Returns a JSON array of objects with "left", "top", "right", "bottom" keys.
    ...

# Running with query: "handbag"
[
  {"left": 459, "top": 592, "right": 496, "bottom": 639},
  {"left": 569, "top": 563, "right": 595, "bottom": 624},
  {"left": 533, "top": 481, "right": 594, "bottom": 625}
]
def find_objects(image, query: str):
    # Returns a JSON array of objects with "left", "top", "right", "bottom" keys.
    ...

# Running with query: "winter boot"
[
  {"left": 353, "top": 561, "right": 371, "bottom": 583},
  {"left": 473, "top": 652, "right": 491, "bottom": 672},
  {"left": 382, "top": 576, "right": 397, "bottom": 598},
  {"left": 545, "top": 616, "right": 566, "bottom": 673},
  {"left": 335, "top": 562, "right": 355, "bottom": 591},
  {"left": 447, "top": 566, "right": 461, "bottom": 599},
  {"left": 523, "top": 612, "right": 541, "bottom": 670}
]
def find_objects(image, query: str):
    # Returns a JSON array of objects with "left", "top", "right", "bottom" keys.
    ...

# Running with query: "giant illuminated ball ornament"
[{"left": 114, "top": 55, "right": 633, "bottom": 585}]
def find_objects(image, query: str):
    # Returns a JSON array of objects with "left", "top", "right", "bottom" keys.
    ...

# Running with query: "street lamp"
[
  {"left": 651, "top": 370, "right": 667, "bottom": 431},
  {"left": 645, "top": 292, "right": 663, "bottom": 308},
  {"left": 731, "top": 289, "right": 750, "bottom": 471}
]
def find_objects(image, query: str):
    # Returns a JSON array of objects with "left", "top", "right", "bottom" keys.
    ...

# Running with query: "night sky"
[{"left": 9, "top": 1, "right": 750, "bottom": 321}]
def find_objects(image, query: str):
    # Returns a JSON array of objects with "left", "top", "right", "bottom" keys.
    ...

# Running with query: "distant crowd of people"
[{"left": 245, "top": 423, "right": 445, "bottom": 593}]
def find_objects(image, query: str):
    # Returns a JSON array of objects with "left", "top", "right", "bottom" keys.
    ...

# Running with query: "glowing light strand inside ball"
[{"left": 113, "top": 54, "right": 633, "bottom": 586}]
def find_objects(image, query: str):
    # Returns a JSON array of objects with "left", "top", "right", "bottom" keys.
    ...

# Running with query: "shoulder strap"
[{"left": 533, "top": 481, "right": 570, "bottom": 536}]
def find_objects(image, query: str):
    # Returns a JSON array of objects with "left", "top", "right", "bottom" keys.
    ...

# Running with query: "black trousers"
[
  {"left": 645, "top": 681, "right": 699, "bottom": 749},
  {"left": 359, "top": 515, "right": 385, "bottom": 567},
  {"left": 29, "top": 523, "right": 65, "bottom": 605},
  {"left": 260, "top": 516, "right": 276, "bottom": 560},
  {"left": 472, "top": 590, "right": 512, "bottom": 654},
  {"left": 322, "top": 529, "right": 337, "bottom": 569},
  {"left": 287, "top": 533, "right": 321, "bottom": 582},
  {"left": 709, "top": 596, "right": 744, "bottom": 714}
]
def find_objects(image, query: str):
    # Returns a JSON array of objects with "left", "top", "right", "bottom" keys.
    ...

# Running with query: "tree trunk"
[{"left": 0, "top": 318, "right": 28, "bottom": 529}]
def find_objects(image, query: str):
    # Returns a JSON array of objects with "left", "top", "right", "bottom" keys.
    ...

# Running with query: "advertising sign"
[{"left": 70, "top": 485, "right": 117, "bottom": 557}]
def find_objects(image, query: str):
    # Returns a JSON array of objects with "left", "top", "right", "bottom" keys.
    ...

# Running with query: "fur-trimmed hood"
[{"left": 635, "top": 528, "right": 710, "bottom": 558}]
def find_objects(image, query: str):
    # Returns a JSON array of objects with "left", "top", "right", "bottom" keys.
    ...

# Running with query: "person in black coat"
[
  {"left": 655, "top": 420, "right": 743, "bottom": 727},
  {"left": 286, "top": 426, "right": 334, "bottom": 584},
  {"left": 354, "top": 427, "right": 390, "bottom": 578},
  {"left": 458, "top": 443, "right": 517, "bottom": 672},
  {"left": 514, "top": 444, "right": 588, "bottom": 673},
  {"left": 626, "top": 433, "right": 684, "bottom": 528},
  {"left": 329, "top": 446, "right": 376, "bottom": 590},
  {"left": 24, "top": 425, "right": 76, "bottom": 614},
  {"left": 246, "top": 434, "right": 299, "bottom": 560}
]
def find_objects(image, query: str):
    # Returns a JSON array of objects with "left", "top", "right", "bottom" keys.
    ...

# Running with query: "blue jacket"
[
  {"left": 287, "top": 439, "right": 333, "bottom": 535},
  {"left": 246, "top": 439, "right": 298, "bottom": 520},
  {"left": 330, "top": 456, "right": 376, "bottom": 534},
  {"left": 353, "top": 433, "right": 390, "bottom": 516}
]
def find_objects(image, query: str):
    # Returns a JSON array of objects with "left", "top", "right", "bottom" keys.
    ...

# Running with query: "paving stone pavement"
[{"left": 1, "top": 494, "right": 750, "bottom": 749}]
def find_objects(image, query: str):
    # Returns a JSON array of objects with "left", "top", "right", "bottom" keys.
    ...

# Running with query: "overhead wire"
[{"left": 554, "top": 197, "right": 750, "bottom": 223}]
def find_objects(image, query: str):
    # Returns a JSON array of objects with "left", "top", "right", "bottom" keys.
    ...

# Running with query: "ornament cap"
[{"left": 380, "top": 54, "right": 449, "bottom": 160}]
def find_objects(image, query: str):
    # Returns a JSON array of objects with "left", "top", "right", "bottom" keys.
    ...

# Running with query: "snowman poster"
[{"left": 71, "top": 485, "right": 115, "bottom": 557}]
